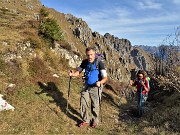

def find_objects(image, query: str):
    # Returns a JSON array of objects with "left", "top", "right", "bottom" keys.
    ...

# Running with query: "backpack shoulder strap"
[
  {"left": 95, "top": 58, "right": 101, "bottom": 70},
  {"left": 144, "top": 77, "right": 150, "bottom": 90}
]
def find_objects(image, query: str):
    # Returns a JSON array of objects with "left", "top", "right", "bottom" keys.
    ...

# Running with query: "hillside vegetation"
[{"left": 0, "top": 0, "right": 179, "bottom": 134}]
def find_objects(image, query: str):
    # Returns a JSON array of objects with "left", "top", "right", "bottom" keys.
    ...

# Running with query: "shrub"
[
  {"left": 38, "top": 18, "right": 63, "bottom": 45},
  {"left": 28, "top": 57, "right": 50, "bottom": 80},
  {"left": 40, "top": 7, "right": 49, "bottom": 20}
]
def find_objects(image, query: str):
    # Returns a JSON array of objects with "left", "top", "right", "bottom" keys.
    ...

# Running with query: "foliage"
[
  {"left": 40, "top": 7, "right": 49, "bottom": 21},
  {"left": 38, "top": 7, "right": 63, "bottom": 47},
  {"left": 38, "top": 18, "right": 63, "bottom": 45}
]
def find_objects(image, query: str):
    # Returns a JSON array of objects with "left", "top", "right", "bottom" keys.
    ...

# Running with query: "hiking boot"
[
  {"left": 78, "top": 121, "right": 88, "bottom": 127},
  {"left": 91, "top": 122, "right": 97, "bottom": 128}
]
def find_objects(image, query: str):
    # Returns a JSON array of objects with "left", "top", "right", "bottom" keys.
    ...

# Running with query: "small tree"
[
  {"left": 39, "top": 18, "right": 63, "bottom": 43},
  {"left": 38, "top": 7, "right": 63, "bottom": 47},
  {"left": 39, "top": 7, "right": 49, "bottom": 23}
]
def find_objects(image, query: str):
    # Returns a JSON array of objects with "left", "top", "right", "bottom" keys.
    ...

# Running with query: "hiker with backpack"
[
  {"left": 130, "top": 70, "right": 150, "bottom": 117},
  {"left": 69, "top": 47, "right": 108, "bottom": 128}
]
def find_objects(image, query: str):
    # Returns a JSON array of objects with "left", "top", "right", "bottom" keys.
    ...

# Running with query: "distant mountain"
[
  {"left": 134, "top": 45, "right": 158, "bottom": 55},
  {"left": 136, "top": 45, "right": 180, "bottom": 61}
]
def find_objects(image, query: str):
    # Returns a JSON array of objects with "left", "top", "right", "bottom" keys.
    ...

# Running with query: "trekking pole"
[
  {"left": 66, "top": 72, "right": 72, "bottom": 113},
  {"left": 98, "top": 86, "right": 102, "bottom": 123},
  {"left": 138, "top": 86, "right": 143, "bottom": 117}
]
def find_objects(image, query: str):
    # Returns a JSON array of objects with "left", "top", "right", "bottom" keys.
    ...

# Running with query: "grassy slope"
[{"left": 1, "top": 73, "right": 179, "bottom": 134}]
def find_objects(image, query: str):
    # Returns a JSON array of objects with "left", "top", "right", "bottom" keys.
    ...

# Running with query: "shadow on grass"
[
  {"left": 35, "top": 81, "right": 81, "bottom": 125},
  {"left": 102, "top": 89, "right": 139, "bottom": 120},
  {"left": 102, "top": 92, "right": 119, "bottom": 108}
]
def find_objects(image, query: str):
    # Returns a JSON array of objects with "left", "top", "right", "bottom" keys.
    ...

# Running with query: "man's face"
[{"left": 86, "top": 49, "right": 95, "bottom": 63}]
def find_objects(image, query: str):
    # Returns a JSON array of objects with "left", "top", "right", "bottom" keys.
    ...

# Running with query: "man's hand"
[
  {"left": 96, "top": 81, "right": 101, "bottom": 87},
  {"left": 68, "top": 70, "right": 80, "bottom": 77},
  {"left": 69, "top": 70, "right": 73, "bottom": 77}
]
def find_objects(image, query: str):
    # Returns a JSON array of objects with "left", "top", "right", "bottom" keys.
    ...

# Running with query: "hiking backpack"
[
  {"left": 146, "top": 77, "right": 150, "bottom": 91},
  {"left": 84, "top": 54, "right": 105, "bottom": 86},
  {"left": 139, "top": 77, "right": 150, "bottom": 92}
]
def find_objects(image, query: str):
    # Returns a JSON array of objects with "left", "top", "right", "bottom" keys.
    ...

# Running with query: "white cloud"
[
  {"left": 78, "top": 7, "right": 179, "bottom": 46},
  {"left": 113, "top": 7, "right": 131, "bottom": 17},
  {"left": 87, "top": 7, "right": 131, "bottom": 20},
  {"left": 137, "top": 0, "right": 162, "bottom": 9},
  {"left": 172, "top": 0, "right": 180, "bottom": 4},
  {"left": 82, "top": 9, "right": 180, "bottom": 30}
]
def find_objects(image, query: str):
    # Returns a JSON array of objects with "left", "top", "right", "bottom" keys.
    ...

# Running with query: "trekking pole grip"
[{"left": 69, "top": 70, "right": 73, "bottom": 78}]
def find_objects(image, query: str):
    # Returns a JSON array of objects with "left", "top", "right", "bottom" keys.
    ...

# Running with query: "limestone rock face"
[
  {"left": 52, "top": 42, "right": 82, "bottom": 69},
  {"left": 65, "top": 14, "right": 92, "bottom": 47}
]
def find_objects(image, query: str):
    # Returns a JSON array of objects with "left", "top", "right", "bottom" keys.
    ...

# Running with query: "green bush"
[
  {"left": 38, "top": 18, "right": 63, "bottom": 44},
  {"left": 40, "top": 7, "right": 49, "bottom": 19}
]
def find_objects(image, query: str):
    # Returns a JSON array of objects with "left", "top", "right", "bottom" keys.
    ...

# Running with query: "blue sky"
[{"left": 40, "top": 0, "right": 180, "bottom": 46}]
